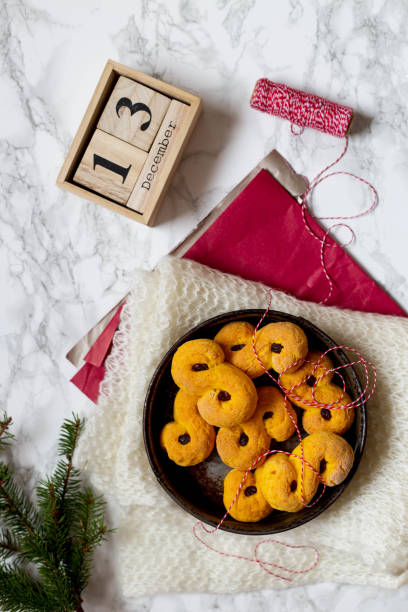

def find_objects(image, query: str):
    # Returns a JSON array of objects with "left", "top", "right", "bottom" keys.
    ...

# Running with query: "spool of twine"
[{"left": 250, "top": 78, "right": 353, "bottom": 138}]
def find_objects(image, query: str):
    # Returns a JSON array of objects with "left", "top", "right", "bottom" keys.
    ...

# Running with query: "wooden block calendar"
[{"left": 57, "top": 60, "right": 202, "bottom": 226}]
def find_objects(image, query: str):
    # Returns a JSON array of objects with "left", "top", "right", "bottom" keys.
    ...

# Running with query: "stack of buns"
[{"left": 160, "top": 320, "right": 355, "bottom": 522}]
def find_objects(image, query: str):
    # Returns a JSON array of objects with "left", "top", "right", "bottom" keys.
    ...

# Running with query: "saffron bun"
[
  {"left": 223, "top": 468, "right": 272, "bottom": 522},
  {"left": 171, "top": 338, "right": 225, "bottom": 395},
  {"left": 144, "top": 311, "right": 365, "bottom": 531},
  {"left": 254, "top": 321, "right": 308, "bottom": 374},
  {"left": 301, "top": 385, "right": 355, "bottom": 435},
  {"left": 256, "top": 386, "right": 297, "bottom": 442},
  {"left": 216, "top": 399, "right": 271, "bottom": 470},
  {"left": 160, "top": 390, "right": 215, "bottom": 466},
  {"left": 214, "top": 321, "right": 260, "bottom": 378},
  {"left": 196, "top": 363, "right": 257, "bottom": 428},
  {"left": 171, "top": 339, "right": 258, "bottom": 428}
]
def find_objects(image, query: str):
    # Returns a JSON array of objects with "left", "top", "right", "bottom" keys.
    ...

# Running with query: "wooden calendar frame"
[{"left": 56, "top": 59, "right": 202, "bottom": 226}]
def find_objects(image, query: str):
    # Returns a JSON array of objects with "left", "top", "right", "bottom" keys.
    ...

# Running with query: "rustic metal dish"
[{"left": 143, "top": 310, "right": 367, "bottom": 535}]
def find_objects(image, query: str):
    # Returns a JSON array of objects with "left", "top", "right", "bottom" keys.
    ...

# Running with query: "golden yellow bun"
[
  {"left": 197, "top": 363, "right": 257, "bottom": 427},
  {"left": 301, "top": 386, "right": 355, "bottom": 435},
  {"left": 254, "top": 322, "right": 308, "bottom": 374},
  {"left": 160, "top": 390, "right": 215, "bottom": 466},
  {"left": 280, "top": 351, "right": 334, "bottom": 407},
  {"left": 214, "top": 321, "right": 260, "bottom": 378},
  {"left": 223, "top": 469, "right": 272, "bottom": 522},
  {"left": 256, "top": 386, "right": 297, "bottom": 442},
  {"left": 216, "top": 405, "right": 270, "bottom": 471},
  {"left": 171, "top": 338, "right": 225, "bottom": 395}
]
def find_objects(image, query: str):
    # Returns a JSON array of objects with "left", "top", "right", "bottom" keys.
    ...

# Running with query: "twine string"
[
  {"left": 250, "top": 78, "right": 378, "bottom": 306},
  {"left": 298, "top": 135, "right": 378, "bottom": 305},
  {"left": 193, "top": 520, "right": 320, "bottom": 582},
  {"left": 250, "top": 79, "right": 353, "bottom": 138}
]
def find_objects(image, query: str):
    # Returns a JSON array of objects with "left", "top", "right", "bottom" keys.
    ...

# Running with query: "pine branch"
[
  {"left": 36, "top": 476, "right": 68, "bottom": 564},
  {"left": 47, "top": 414, "right": 83, "bottom": 523},
  {"left": 36, "top": 415, "right": 85, "bottom": 581},
  {"left": 67, "top": 489, "right": 110, "bottom": 596},
  {"left": 58, "top": 414, "right": 83, "bottom": 459},
  {"left": 0, "top": 469, "right": 73, "bottom": 608},
  {"left": 0, "top": 414, "right": 112, "bottom": 611},
  {"left": 0, "top": 414, "right": 14, "bottom": 451}
]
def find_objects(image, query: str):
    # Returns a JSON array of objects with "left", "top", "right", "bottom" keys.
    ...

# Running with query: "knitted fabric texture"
[{"left": 76, "top": 256, "right": 408, "bottom": 596}]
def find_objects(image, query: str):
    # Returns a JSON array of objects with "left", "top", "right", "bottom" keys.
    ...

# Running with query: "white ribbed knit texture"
[{"left": 76, "top": 256, "right": 408, "bottom": 596}]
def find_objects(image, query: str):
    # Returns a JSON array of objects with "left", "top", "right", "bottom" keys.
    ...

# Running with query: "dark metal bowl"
[{"left": 143, "top": 310, "right": 366, "bottom": 535}]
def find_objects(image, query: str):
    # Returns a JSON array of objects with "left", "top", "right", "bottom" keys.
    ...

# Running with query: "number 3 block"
[
  {"left": 97, "top": 76, "right": 171, "bottom": 151},
  {"left": 73, "top": 129, "right": 147, "bottom": 204}
]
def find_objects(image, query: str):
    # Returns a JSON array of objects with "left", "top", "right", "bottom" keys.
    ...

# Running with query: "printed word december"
[{"left": 140, "top": 120, "right": 177, "bottom": 190}]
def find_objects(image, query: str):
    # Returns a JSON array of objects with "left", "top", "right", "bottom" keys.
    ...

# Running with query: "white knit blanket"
[{"left": 76, "top": 256, "right": 408, "bottom": 596}]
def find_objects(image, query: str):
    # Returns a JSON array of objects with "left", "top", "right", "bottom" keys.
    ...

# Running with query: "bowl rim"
[{"left": 143, "top": 309, "right": 367, "bottom": 535}]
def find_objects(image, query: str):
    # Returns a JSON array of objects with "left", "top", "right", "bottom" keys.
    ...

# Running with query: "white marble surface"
[{"left": 1, "top": 0, "right": 408, "bottom": 609}]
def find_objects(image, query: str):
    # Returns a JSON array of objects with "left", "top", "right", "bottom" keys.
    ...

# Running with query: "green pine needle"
[
  {"left": 0, "top": 564, "right": 58, "bottom": 612},
  {"left": 0, "top": 530, "right": 23, "bottom": 565},
  {"left": 58, "top": 414, "right": 84, "bottom": 459},
  {"left": 0, "top": 465, "right": 41, "bottom": 541}
]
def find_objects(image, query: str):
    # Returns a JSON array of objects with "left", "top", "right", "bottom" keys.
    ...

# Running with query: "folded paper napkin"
[{"left": 76, "top": 256, "right": 408, "bottom": 596}]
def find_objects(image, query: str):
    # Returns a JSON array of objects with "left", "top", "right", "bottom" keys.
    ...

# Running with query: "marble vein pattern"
[{"left": 0, "top": 0, "right": 408, "bottom": 610}]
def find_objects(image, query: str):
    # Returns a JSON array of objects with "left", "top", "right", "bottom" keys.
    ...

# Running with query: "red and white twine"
[
  {"left": 251, "top": 77, "right": 378, "bottom": 306},
  {"left": 193, "top": 80, "right": 378, "bottom": 581},
  {"left": 300, "top": 135, "right": 377, "bottom": 305},
  {"left": 250, "top": 78, "right": 353, "bottom": 138}
]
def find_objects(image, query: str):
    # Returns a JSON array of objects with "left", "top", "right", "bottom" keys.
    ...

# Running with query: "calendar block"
[
  {"left": 97, "top": 77, "right": 171, "bottom": 152},
  {"left": 73, "top": 129, "right": 147, "bottom": 204},
  {"left": 127, "top": 100, "right": 188, "bottom": 214}
]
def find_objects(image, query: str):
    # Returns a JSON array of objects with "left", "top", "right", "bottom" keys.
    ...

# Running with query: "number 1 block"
[
  {"left": 73, "top": 129, "right": 147, "bottom": 204},
  {"left": 97, "top": 77, "right": 171, "bottom": 151}
]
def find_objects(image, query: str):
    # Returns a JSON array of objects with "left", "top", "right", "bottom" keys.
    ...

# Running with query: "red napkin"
[
  {"left": 71, "top": 169, "right": 405, "bottom": 402},
  {"left": 184, "top": 169, "right": 405, "bottom": 317},
  {"left": 70, "top": 362, "right": 106, "bottom": 404},
  {"left": 70, "top": 303, "right": 124, "bottom": 402}
]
